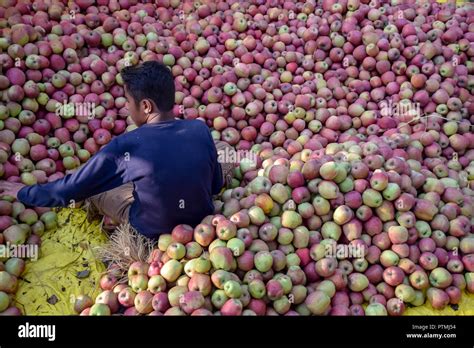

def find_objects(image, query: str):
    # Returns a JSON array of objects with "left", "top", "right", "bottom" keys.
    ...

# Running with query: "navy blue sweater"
[{"left": 18, "top": 119, "right": 223, "bottom": 239}]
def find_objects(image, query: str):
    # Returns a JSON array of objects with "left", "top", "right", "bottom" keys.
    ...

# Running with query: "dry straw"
[{"left": 95, "top": 223, "right": 155, "bottom": 282}]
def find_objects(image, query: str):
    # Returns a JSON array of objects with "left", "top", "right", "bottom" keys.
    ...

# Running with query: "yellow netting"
[{"left": 13, "top": 208, "right": 474, "bottom": 315}]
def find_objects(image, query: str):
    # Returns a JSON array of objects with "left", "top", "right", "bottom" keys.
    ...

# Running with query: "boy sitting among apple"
[{"left": 0, "top": 61, "right": 234, "bottom": 239}]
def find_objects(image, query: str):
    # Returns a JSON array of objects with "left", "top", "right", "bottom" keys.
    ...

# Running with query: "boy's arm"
[
  {"left": 212, "top": 159, "right": 224, "bottom": 195},
  {"left": 210, "top": 134, "right": 224, "bottom": 194},
  {"left": 15, "top": 139, "right": 127, "bottom": 207}
]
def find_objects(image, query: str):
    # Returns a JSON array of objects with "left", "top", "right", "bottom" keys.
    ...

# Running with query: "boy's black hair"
[{"left": 121, "top": 61, "right": 175, "bottom": 112}]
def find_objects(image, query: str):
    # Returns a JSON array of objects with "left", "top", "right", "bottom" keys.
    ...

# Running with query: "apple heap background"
[{"left": 1, "top": 0, "right": 474, "bottom": 316}]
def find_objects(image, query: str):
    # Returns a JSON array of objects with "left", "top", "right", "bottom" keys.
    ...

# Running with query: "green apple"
[
  {"left": 211, "top": 270, "right": 234, "bottom": 289},
  {"left": 333, "top": 166, "right": 347, "bottom": 184},
  {"left": 129, "top": 274, "right": 148, "bottom": 293},
  {"left": 160, "top": 259, "right": 183, "bottom": 282},
  {"left": 339, "top": 177, "right": 354, "bottom": 193},
  {"left": 310, "top": 244, "right": 326, "bottom": 261},
  {"left": 415, "top": 220, "right": 432, "bottom": 238},
  {"left": 281, "top": 211, "right": 302, "bottom": 229},
  {"left": 318, "top": 181, "right": 339, "bottom": 199},
  {"left": 348, "top": 273, "right": 369, "bottom": 292},
  {"left": 290, "top": 285, "right": 307, "bottom": 305},
  {"left": 184, "top": 259, "right": 197, "bottom": 278},
  {"left": 0, "top": 291, "right": 10, "bottom": 312},
  {"left": 321, "top": 221, "right": 342, "bottom": 241},
  {"left": 270, "top": 183, "right": 290, "bottom": 204},
  {"left": 248, "top": 206, "right": 265, "bottom": 225},
  {"left": 273, "top": 295, "right": 291, "bottom": 315},
  {"left": 77, "top": 149, "right": 91, "bottom": 162},
  {"left": 166, "top": 242, "right": 186, "bottom": 260},
  {"left": 395, "top": 284, "right": 416, "bottom": 303},
  {"left": 194, "top": 256, "right": 211, "bottom": 274},
  {"left": 211, "top": 289, "right": 228, "bottom": 309},
  {"left": 223, "top": 82, "right": 238, "bottom": 96},
  {"left": 248, "top": 279, "right": 266, "bottom": 299},
  {"left": 254, "top": 251, "right": 273, "bottom": 272},
  {"left": 223, "top": 280, "right": 242, "bottom": 299},
  {"left": 12, "top": 139, "right": 30, "bottom": 156},
  {"left": 249, "top": 176, "right": 272, "bottom": 194},
  {"left": 362, "top": 189, "right": 383, "bottom": 207},
  {"left": 162, "top": 54, "right": 175, "bottom": 66},
  {"left": 333, "top": 205, "right": 354, "bottom": 225},
  {"left": 305, "top": 290, "right": 330, "bottom": 315},
  {"left": 312, "top": 196, "right": 331, "bottom": 215},
  {"left": 286, "top": 253, "right": 301, "bottom": 267},
  {"left": 158, "top": 234, "right": 173, "bottom": 252},
  {"left": 40, "top": 211, "right": 57, "bottom": 230},
  {"left": 277, "top": 228, "right": 294, "bottom": 245},
  {"left": 210, "top": 247, "right": 234, "bottom": 271},
  {"left": 319, "top": 161, "right": 338, "bottom": 180},
  {"left": 208, "top": 239, "right": 226, "bottom": 253},
  {"left": 58, "top": 143, "right": 75, "bottom": 158},
  {"left": 429, "top": 267, "right": 453, "bottom": 289},
  {"left": 274, "top": 274, "right": 292, "bottom": 294},
  {"left": 316, "top": 279, "right": 336, "bottom": 297},
  {"left": 185, "top": 242, "right": 203, "bottom": 259},
  {"left": 21, "top": 172, "right": 37, "bottom": 186},
  {"left": 89, "top": 303, "right": 111, "bottom": 316},
  {"left": 168, "top": 286, "right": 187, "bottom": 307},
  {"left": 293, "top": 226, "right": 309, "bottom": 248},
  {"left": 383, "top": 183, "right": 401, "bottom": 201},
  {"left": 410, "top": 290, "right": 426, "bottom": 306},
  {"left": 365, "top": 303, "right": 388, "bottom": 316},
  {"left": 380, "top": 250, "right": 400, "bottom": 267},
  {"left": 227, "top": 238, "right": 245, "bottom": 257},
  {"left": 63, "top": 156, "right": 80, "bottom": 170}
]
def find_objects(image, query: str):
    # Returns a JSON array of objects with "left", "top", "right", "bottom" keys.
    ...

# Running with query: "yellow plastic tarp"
[
  {"left": 13, "top": 209, "right": 474, "bottom": 315},
  {"left": 405, "top": 291, "right": 474, "bottom": 315},
  {"left": 14, "top": 209, "right": 108, "bottom": 315}
]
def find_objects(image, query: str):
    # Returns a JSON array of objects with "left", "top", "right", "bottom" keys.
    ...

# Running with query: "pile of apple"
[
  {"left": 0, "top": 198, "right": 57, "bottom": 315},
  {"left": 0, "top": 0, "right": 473, "bottom": 315},
  {"left": 1, "top": 0, "right": 473, "bottom": 186},
  {"left": 76, "top": 132, "right": 474, "bottom": 316}
]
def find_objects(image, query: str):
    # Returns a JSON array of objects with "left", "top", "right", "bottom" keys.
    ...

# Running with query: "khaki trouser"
[
  {"left": 88, "top": 182, "right": 134, "bottom": 225},
  {"left": 88, "top": 140, "right": 234, "bottom": 224}
]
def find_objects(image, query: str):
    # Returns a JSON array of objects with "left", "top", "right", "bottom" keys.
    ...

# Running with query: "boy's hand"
[{"left": 0, "top": 181, "right": 26, "bottom": 200}]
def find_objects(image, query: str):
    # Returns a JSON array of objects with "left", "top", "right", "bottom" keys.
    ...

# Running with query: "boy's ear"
[{"left": 142, "top": 99, "right": 153, "bottom": 114}]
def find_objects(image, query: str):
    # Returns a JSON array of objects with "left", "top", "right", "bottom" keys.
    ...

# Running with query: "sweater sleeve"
[
  {"left": 212, "top": 160, "right": 224, "bottom": 195},
  {"left": 206, "top": 125, "right": 224, "bottom": 195},
  {"left": 17, "top": 139, "right": 127, "bottom": 207}
]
